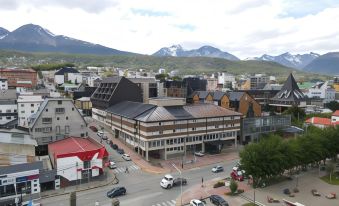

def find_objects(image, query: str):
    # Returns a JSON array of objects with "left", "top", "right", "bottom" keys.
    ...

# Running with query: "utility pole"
[{"left": 172, "top": 163, "right": 183, "bottom": 206}]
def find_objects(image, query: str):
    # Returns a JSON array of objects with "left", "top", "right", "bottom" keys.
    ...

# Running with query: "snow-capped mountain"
[
  {"left": 0, "top": 24, "right": 133, "bottom": 55},
  {"left": 0, "top": 27, "right": 9, "bottom": 39},
  {"left": 153, "top": 44, "right": 185, "bottom": 57},
  {"left": 246, "top": 52, "right": 320, "bottom": 69},
  {"left": 153, "top": 45, "right": 239, "bottom": 61}
]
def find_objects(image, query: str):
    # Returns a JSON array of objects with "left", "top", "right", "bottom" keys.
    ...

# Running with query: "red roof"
[
  {"left": 305, "top": 117, "right": 339, "bottom": 126},
  {"left": 48, "top": 137, "right": 108, "bottom": 160},
  {"left": 333, "top": 110, "right": 339, "bottom": 117}
]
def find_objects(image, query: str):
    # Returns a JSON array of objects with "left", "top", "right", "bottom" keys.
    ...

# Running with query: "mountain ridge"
[
  {"left": 0, "top": 24, "right": 134, "bottom": 56},
  {"left": 153, "top": 44, "right": 239, "bottom": 61}
]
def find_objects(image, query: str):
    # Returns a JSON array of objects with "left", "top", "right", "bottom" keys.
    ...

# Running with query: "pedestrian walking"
[
  {"left": 125, "top": 166, "right": 129, "bottom": 173},
  {"left": 201, "top": 177, "right": 204, "bottom": 187}
]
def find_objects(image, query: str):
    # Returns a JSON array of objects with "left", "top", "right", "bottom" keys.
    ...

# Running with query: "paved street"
[{"left": 40, "top": 125, "right": 239, "bottom": 206}]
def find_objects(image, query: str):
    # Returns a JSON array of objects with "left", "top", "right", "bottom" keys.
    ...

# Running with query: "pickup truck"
[{"left": 160, "top": 174, "right": 187, "bottom": 189}]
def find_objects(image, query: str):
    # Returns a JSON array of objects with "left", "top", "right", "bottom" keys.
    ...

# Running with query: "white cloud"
[{"left": 0, "top": 0, "right": 339, "bottom": 58}]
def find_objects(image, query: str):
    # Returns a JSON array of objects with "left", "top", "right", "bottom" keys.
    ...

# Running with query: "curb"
[{"left": 41, "top": 175, "right": 119, "bottom": 199}]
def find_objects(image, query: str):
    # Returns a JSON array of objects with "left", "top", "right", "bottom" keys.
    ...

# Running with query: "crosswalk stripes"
[
  {"left": 152, "top": 200, "right": 176, "bottom": 206},
  {"left": 113, "top": 165, "right": 140, "bottom": 174}
]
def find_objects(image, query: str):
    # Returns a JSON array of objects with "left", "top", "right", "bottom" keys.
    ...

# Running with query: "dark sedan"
[
  {"left": 173, "top": 178, "right": 187, "bottom": 186},
  {"left": 210, "top": 195, "right": 229, "bottom": 206},
  {"left": 107, "top": 187, "right": 126, "bottom": 198},
  {"left": 117, "top": 148, "right": 124, "bottom": 154}
]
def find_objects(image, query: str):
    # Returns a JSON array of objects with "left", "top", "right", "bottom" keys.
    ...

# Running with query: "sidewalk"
[
  {"left": 177, "top": 177, "right": 250, "bottom": 206},
  {"left": 41, "top": 170, "right": 118, "bottom": 199},
  {"left": 160, "top": 150, "right": 239, "bottom": 173}
]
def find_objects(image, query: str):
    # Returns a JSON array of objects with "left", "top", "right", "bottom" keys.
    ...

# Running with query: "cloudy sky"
[{"left": 1, "top": 0, "right": 339, "bottom": 58}]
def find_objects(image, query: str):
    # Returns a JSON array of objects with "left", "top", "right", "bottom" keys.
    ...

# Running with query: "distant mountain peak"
[
  {"left": 153, "top": 44, "right": 239, "bottom": 61},
  {"left": 250, "top": 52, "right": 320, "bottom": 69},
  {"left": 0, "top": 23, "right": 134, "bottom": 56}
]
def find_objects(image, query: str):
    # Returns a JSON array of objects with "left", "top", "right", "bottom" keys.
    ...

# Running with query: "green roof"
[{"left": 297, "top": 82, "right": 313, "bottom": 89}]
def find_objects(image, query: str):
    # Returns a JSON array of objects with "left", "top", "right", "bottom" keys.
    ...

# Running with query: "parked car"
[
  {"left": 97, "top": 131, "right": 104, "bottom": 137},
  {"left": 209, "top": 195, "right": 229, "bottom": 206},
  {"left": 190, "top": 199, "right": 205, "bottom": 206},
  {"left": 102, "top": 135, "right": 108, "bottom": 141},
  {"left": 173, "top": 177, "right": 187, "bottom": 186},
  {"left": 117, "top": 148, "right": 124, "bottom": 154},
  {"left": 230, "top": 170, "right": 244, "bottom": 181},
  {"left": 107, "top": 187, "right": 126, "bottom": 198},
  {"left": 89, "top": 126, "right": 98, "bottom": 132},
  {"left": 194, "top": 151, "right": 205, "bottom": 157},
  {"left": 109, "top": 161, "right": 117, "bottom": 169},
  {"left": 122, "top": 154, "right": 131, "bottom": 161},
  {"left": 211, "top": 166, "right": 224, "bottom": 173},
  {"left": 111, "top": 144, "right": 118, "bottom": 150}
]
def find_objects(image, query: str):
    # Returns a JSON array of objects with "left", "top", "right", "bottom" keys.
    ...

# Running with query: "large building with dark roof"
[
  {"left": 91, "top": 76, "right": 142, "bottom": 123},
  {"left": 269, "top": 74, "right": 306, "bottom": 112},
  {"left": 105, "top": 98, "right": 242, "bottom": 161}
]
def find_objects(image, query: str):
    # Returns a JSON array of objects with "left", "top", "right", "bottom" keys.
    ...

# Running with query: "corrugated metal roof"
[
  {"left": 106, "top": 101, "right": 156, "bottom": 119},
  {"left": 0, "top": 161, "right": 43, "bottom": 175},
  {"left": 136, "top": 103, "right": 242, "bottom": 122},
  {"left": 101, "top": 76, "right": 122, "bottom": 83}
]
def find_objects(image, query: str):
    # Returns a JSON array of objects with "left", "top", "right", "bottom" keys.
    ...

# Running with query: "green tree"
[
  {"left": 325, "top": 101, "right": 339, "bottom": 111},
  {"left": 230, "top": 179, "right": 238, "bottom": 194}
]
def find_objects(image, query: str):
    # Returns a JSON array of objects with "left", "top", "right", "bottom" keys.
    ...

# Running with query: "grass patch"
[
  {"left": 320, "top": 174, "right": 339, "bottom": 185},
  {"left": 242, "top": 203, "right": 256, "bottom": 206}
]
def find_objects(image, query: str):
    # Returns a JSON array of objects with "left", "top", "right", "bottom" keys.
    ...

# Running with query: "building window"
[
  {"left": 159, "top": 122, "right": 162, "bottom": 126},
  {"left": 159, "top": 131, "right": 163, "bottom": 134},
  {"left": 42, "top": 118, "right": 52, "bottom": 124},
  {"left": 55, "top": 108, "right": 65, "bottom": 114},
  {"left": 21, "top": 111, "right": 25, "bottom": 113},
  {"left": 83, "top": 161, "right": 91, "bottom": 169},
  {"left": 21, "top": 104, "right": 24, "bottom": 107},
  {"left": 31, "top": 104, "right": 34, "bottom": 107},
  {"left": 192, "top": 128, "right": 196, "bottom": 131},
  {"left": 66, "top": 116, "right": 68, "bottom": 120},
  {"left": 14, "top": 109, "right": 17, "bottom": 113},
  {"left": 58, "top": 100, "right": 62, "bottom": 105},
  {"left": 46, "top": 109, "right": 48, "bottom": 112},
  {"left": 57, "top": 117, "right": 59, "bottom": 120},
  {"left": 72, "top": 107, "right": 74, "bottom": 111},
  {"left": 31, "top": 110, "right": 34, "bottom": 113},
  {"left": 6, "top": 109, "right": 11, "bottom": 113},
  {"left": 173, "top": 129, "right": 176, "bottom": 133},
  {"left": 56, "top": 126, "right": 60, "bottom": 134},
  {"left": 215, "top": 125, "right": 219, "bottom": 129},
  {"left": 65, "top": 126, "right": 70, "bottom": 134},
  {"left": 6, "top": 116, "right": 11, "bottom": 120},
  {"left": 0, "top": 110, "right": 2, "bottom": 113}
]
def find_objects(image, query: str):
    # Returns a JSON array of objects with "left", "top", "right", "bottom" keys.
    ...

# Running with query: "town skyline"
[{"left": 1, "top": 0, "right": 339, "bottom": 58}]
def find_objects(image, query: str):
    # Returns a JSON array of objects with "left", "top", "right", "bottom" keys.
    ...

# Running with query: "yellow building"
[{"left": 74, "top": 97, "right": 92, "bottom": 116}]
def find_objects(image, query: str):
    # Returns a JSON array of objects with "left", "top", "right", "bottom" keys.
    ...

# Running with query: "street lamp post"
[{"left": 172, "top": 163, "right": 182, "bottom": 206}]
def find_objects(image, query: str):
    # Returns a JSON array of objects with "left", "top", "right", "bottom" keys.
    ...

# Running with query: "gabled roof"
[
  {"left": 55, "top": 67, "right": 79, "bottom": 75},
  {"left": 228, "top": 92, "right": 245, "bottom": 101},
  {"left": 212, "top": 91, "right": 226, "bottom": 101},
  {"left": 271, "top": 74, "right": 305, "bottom": 102},
  {"left": 333, "top": 110, "right": 339, "bottom": 117},
  {"left": 48, "top": 137, "right": 108, "bottom": 157},
  {"left": 29, "top": 98, "right": 86, "bottom": 128}
]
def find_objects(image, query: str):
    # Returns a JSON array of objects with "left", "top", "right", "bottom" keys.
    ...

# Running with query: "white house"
[
  {"left": 48, "top": 137, "right": 108, "bottom": 184},
  {"left": 0, "top": 89, "right": 17, "bottom": 127},
  {"left": 306, "top": 81, "right": 336, "bottom": 103},
  {"left": 0, "top": 77, "right": 8, "bottom": 90},
  {"left": 54, "top": 67, "right": 79, "bottom": 85},
  {"left": 17, "top": 95, "right": 43, "bottom": 128}
]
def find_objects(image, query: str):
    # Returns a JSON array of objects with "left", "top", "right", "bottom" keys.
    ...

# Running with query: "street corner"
[{"left": 177, "top": 176, "right": 252, "bottom": 206}]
